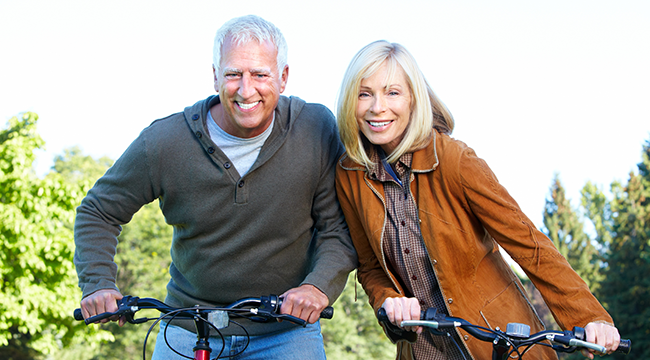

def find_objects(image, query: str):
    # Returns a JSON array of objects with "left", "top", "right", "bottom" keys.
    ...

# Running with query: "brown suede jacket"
[{"left": 335, "top": 130, "right": 613, "bottom": 359}]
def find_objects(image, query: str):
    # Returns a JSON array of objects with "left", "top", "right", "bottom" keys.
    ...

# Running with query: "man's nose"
[{"left": 237, "top": 74, "right": 256, "bottom": 99}]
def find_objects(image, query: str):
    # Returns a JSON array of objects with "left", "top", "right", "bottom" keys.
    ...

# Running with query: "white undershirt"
[{"left": 206, "top": 110, "right": 274, "bottom": 176}]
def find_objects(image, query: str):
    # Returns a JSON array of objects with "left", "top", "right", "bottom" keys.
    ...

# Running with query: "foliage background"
[{"left": 1, "top": 114, "right": 648, "bottom": 359}]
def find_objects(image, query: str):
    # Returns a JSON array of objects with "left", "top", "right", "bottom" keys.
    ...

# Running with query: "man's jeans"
[{"left": 151, "top": 320, "right": 327, "bottom": 359}]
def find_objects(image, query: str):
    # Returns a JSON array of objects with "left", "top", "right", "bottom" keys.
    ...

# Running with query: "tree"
[
  {"left": 539, "top": 176, "right": 606, "bottom": 359},
  {"left": 0, "top": 113, "right": 111, "bottom": 360},
  {"left": 543, "top": 174, "right": 602, "bottom": 290},
  {"left": 52, "top": 146, "right": 113, "bottom": 185},
  {"left": 322, "top": 273, "right": 395, "bottom": 360},
  {"left": 596, "top": 139, "right": 650, "bottom": 359},
  {"left": 48, "top": 146, "right": 173, "bottom": 360}
]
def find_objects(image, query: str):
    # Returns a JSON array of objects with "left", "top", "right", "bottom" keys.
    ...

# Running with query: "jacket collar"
[
  {"left": 411, "top": 130, "right": 439, "bottom": 173},
  {"left": 339, "top": 130, "right": 440, "bottom": 173}
]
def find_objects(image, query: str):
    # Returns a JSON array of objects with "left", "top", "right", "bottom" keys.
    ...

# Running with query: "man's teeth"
[{"left": 238, "top": 101, "right": 259, "bottom": 110}]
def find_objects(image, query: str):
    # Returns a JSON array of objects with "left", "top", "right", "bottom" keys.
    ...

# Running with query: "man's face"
[{"left": 213, "top": 36, "right": 288, "bottom": 138}]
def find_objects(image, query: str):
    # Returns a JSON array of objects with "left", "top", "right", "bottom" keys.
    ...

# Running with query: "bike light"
[
  {"left": 208, "top": 310, "right": 229, "bottom": 329},
  {"left": 506, "top": 323, "right": 530, "bottom": 338}
]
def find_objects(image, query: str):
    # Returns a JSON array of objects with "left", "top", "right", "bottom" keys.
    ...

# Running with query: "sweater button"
[
  {"left": 207, "top": 147, "right": 215, "bottom": 154},
  {"left": 238, "top": 180, "right": 245, "bottom": 188},
  {"left": 224, "top": 162, "right": 231, "bottom": 169},
  {"left": 447, "top": 298, "right": 453, "bottom": 304},
  {"left": 404, "top": 248, "right": 410, "bottom": 254},
  {"left": 463, "top": 335, "right": 469, "bottom": 341},
  {"left": 431, "top": 259, "right": 437, "bottom": 265},
  {"left": 192, "top": 114, "right": 200, "bottom": 120},
  {"left": 196, "top": 131, "right": 203, "bottom": 138},
  {"left": 400, "top": 220, "right": 406, "bottom": 226}
]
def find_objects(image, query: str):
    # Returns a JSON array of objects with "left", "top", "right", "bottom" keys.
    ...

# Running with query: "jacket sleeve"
[
  {"left": 73, "top": 132, "right": 157, "bottom": 298},
  {"left": 457, "top": 147, "right": 613, "bottom": 329},
  {"left": 335, "top": 163, "right": 402, "bottom": 311}
]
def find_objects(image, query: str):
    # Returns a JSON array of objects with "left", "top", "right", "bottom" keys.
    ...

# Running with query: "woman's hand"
[
  {"left": 581, "top": 322, "right": 620, "bottom": 359},
  {"left": 381, "top": 297, "right": 422, "bottom": 334}
]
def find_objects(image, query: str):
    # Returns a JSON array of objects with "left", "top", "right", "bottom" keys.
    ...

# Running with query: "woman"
[{"left": 334, "top": 40, "right": 620, "bottom": 360}]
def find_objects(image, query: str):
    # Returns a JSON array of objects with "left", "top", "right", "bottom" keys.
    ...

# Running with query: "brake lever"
[
  {"left": 273, "top": 313, "right": 307, "bottom": 327},
  {"left": 85, "top": 295, "right": 144, "bottom": 325}
]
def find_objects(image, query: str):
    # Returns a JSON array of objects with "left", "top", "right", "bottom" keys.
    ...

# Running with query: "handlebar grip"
[
  {"left": 73, "top": 308, "right": 84, "bottom": 321},
  {"left": 320, "top": 306, "right": 334, "bottom": 319},
  {"left": 616, "top": 339, "right": 631, "bottom": 354},
  {"left": 377, "top": 308, "right": 388, "bottom": 321},
  {"left": 73, "top": 307, "right": 118, "bottom": 324}
]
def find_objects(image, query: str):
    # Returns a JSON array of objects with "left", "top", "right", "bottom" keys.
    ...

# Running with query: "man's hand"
[
  {"left": 381, "top": 297, "right": 422, "bottom": 334},
  {"left": 80, "top": 288, "right": 125, "bottom": 326},
  {"left": 581, "top": 322, "right": 620, "bottom": 359},
  {"left": 280, "top": 284, "right": 329, "bottom": 324}
]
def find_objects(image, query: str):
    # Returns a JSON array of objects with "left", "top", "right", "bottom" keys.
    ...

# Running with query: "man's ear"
[
  {"left": 279, "top": 65, "right": 289, "bottom": 93},
  {"left": 212, "top": 65, "right": 219, "bottom": 93}
]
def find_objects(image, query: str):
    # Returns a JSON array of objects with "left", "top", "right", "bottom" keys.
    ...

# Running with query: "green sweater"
[{"left": 74, "top": 95, "right": 357, "bottom": 334}]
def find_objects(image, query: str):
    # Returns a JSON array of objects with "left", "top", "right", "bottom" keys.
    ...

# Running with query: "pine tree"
[
  {"left": 598, "top": 139, "right": 650, "bottom": 359},
  {"left": 543, "top": 175, "right": 602, "bottom": 290}
]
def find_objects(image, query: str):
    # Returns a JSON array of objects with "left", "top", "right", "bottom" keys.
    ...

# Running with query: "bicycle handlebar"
[
  {"left": 74, "top": 294, "right": 333, "bottom": 327},
  {"left": 378, "top": 307, "right": 631, "bottom": 357}
]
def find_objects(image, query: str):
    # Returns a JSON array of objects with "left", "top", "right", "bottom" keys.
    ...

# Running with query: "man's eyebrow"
[
  {"left": 249, "top": 68, "right": 272, "bottom": 74},
  {"left": 222, "top": 67, "right": 242, "bottom": 74}
]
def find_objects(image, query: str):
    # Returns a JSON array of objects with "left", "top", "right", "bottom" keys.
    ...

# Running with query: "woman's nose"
[{"left": 370, "top": 95, "right": 387, "bottom": 114}]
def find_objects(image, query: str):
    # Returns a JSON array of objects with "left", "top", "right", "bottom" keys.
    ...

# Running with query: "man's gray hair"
[{"left": 213, "top": 15, "right": 288, "bottom": 75}]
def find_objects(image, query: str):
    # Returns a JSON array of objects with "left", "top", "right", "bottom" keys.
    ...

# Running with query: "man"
[{"left": 74, "top": 15, "right": 356, "bottom": 359}]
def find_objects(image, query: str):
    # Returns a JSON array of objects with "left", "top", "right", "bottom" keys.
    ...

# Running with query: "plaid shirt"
[{"left": 368, "top": 149, "right": 469, "bottom": 360}]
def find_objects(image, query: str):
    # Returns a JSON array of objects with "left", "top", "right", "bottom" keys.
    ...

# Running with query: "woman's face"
[{"left": 356, "top": 61, "right": 412, "bottom": 155}]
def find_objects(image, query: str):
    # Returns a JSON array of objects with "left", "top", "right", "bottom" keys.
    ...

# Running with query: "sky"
[{"left": 1, "top": 0, "right": 649, "bottom": 226}]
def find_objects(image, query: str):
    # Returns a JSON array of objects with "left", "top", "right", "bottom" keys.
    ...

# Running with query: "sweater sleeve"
[
  {"left": 73, "top": 131, "right": 157, "bottom": 297},
  {"left": 457, "top": 147, "right": 613, "bottom": 329},
  {"left": 299, "top": 109, "right": 358, "bottom": 304}
]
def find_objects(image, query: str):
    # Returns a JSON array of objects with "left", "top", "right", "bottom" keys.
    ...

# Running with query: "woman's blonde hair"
[{"left": 337, "top": 40, "right": 454, "bottom": 167}]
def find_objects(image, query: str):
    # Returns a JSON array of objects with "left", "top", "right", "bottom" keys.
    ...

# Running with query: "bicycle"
[
  {"left": 377, "top": 307, "right": 631, "bottom": 359},
  {"left": 74, "top": 294, "right": 333, "bottom": 360}
]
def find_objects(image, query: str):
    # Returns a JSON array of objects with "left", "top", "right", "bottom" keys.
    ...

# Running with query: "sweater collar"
[{"left": 183, "top": 94, "right": 304, "bottom": 135}]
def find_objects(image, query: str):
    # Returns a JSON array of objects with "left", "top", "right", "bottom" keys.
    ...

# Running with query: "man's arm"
[
  {"left": 280, "top": 107, "right": 357, "bottom": 322},
  {"left": 74, "top": 133, "right": 157, "bottom": 319}
]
